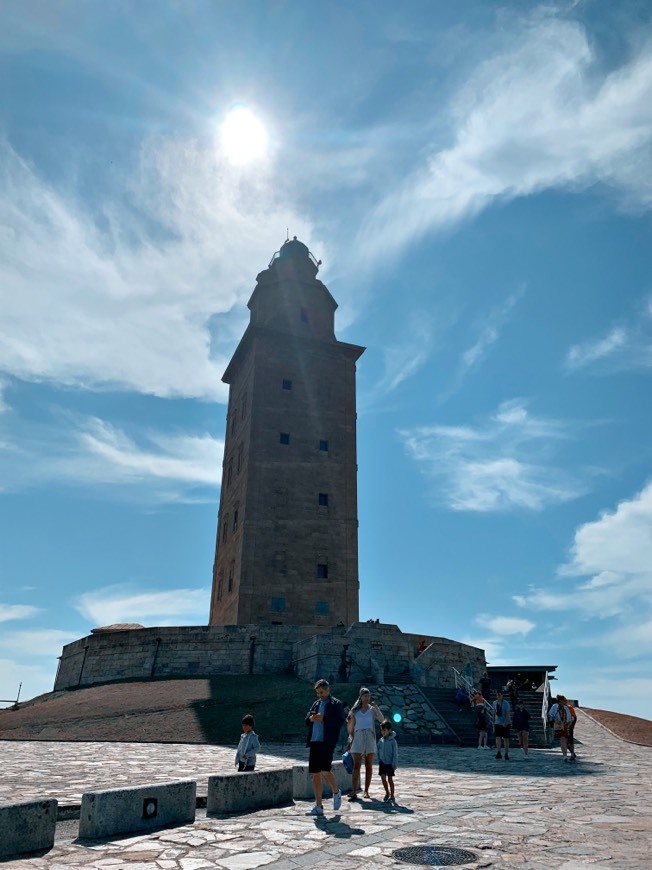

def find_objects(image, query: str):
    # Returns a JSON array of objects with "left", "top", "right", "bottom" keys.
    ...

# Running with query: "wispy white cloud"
[
  {"left": 0, "top": 413, "right": 222, "bottom": 500},
  {"left": 477, "top": 614, "right": 536, "bottom": 636},
  {"left": 75, "top": 584, "right": 210, "bottom": 626},
  {"left": 566, "top": 327, "right": 628, "bottom": 370},
  {"left": 0, "top": 377, "right": 10, "bottom": 413},
  {"left": 0, "top": 603, "right": 41, "bottom": 624},
  {"left": 565, "top": 299, "right": 652, "bottom": 373},
  {"left": 400, "top": 399, "right": 583, "bottom": 512},
  {"left": 358, "top": 13, "right": 652, "bottom": 263},
  {"left": 376, "top": 311, "right": 434, "bottom": 395},
  {"left": 0, "top": 137, "right": 316, "bottom": 400},
  {"left": 443, "top": 287, "right": 524, "bottom": 399}
]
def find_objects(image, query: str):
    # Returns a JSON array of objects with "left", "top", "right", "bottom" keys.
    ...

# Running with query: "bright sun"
[{"left": 219, "top": 107, "right": 269, "bottom": 165}]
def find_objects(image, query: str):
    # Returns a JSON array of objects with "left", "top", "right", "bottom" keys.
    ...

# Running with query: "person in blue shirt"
[
  {"left": 492, "top": 690, "right": 511, "bottom": 760},
  {"left": 305, "top": 679, "right": 346, "bottom": 816}
]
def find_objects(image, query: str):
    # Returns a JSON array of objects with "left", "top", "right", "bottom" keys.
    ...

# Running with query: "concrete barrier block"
[
  {"left": 0, "top": 799, "right": 57, "bottom": 859},
  {"left": 78, "top": 780, "right": 196, "bottom": 840},
  {"left": 207, "top": 768, "right": 293, "bottom": 814},
  {"left": 292, "top": 760, "right": 350, "bottom": 800}
]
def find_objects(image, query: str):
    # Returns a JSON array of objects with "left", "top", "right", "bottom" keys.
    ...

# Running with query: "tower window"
[
  {"left": 222, "top": 518, "right": 228, "bottom": 542},
  {"left": 228, "top": 562, "right": 235, "bottom": 592},
  {"left": 282, "top": 378, "right": 292, "bottom": 391},
  {"left": 280, "top": 432, "right": 290, "bottom": 445},
  {"left": 227, "top": 459, "right": 233, "bottom": 488},
  {"left": 217, "top": 574, "right": 224, "bottom": 601},
  {"left": 237, "top": 443, "right": 243, "bottom": 473},
  {"left": 319, "top": 440, "right": 329, "bottom": 452},
  {"left": 300, "top": 307, "right": 309, "bottom": 323},
  {"left": 271, "top": 597, "right": 286, "bottom": 613},
  {"left": 233, "top": 509, "right": 239, "bottom": 531},
  {"left": 315, "top": 601, "right": 330, "bottom": 615},
  {"left": 317, "top": 563, "right": 329, "bottom": 579},
  {"left": 318, "top": 493, "right": 328, "bottom": 506}
]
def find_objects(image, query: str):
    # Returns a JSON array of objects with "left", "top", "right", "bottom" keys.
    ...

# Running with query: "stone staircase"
[
  {"left": 419, "top": 687, "right": 478, "bottom": 746},
  {"left": 418, "top": 686, "right": 551, "bottom": 748}
]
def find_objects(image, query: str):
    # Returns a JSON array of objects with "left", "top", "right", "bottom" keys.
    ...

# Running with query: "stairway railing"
[{"left": 451, "top": 667, "right": 493, "bottom": 717}]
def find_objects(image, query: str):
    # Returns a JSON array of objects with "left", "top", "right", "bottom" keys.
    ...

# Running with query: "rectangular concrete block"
[
  {"left": 0, "top": 799, "right": 57, "bottom": 859},
  {"left": 292, "top": 760, "right": 350, "bottom": 800},
  {"left": 78, "top": 780, "right": 196, "bottom": 840},
  {"left": 207, "top": 768, "right": 293, "bottom": 814}
]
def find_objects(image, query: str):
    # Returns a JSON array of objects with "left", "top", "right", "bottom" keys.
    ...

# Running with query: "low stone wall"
[
  {"left": 207, "top": 769, "right": 294, "bottom": 814},
  {"left": 0, "top": 799, "right": 57, "bottom": 859},
  {"left": 78, "top": 780, "right": 196, "bottom": 840}
]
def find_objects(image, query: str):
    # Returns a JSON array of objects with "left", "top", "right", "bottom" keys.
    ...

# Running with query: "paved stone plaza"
[{"left": 2, "top": 711, "right": 650, "bottom": 868}]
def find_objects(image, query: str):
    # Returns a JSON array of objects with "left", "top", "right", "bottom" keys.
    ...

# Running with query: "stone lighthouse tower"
[{"left": 209, "top": 238, "right": 365, "bottom": 631}]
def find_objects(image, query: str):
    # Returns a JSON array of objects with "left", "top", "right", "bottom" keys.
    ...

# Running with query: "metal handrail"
[{"left": 452, "top": 668, "right": 493, "bottom": 717}]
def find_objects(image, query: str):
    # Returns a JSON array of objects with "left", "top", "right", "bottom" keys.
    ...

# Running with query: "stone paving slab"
[{"left": 1, "top": 711, "right": 651, "bottom": 868}]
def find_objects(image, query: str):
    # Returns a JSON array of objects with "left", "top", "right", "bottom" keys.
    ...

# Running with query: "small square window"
[
  {"left": 271, "top": 597, "right": 286, "bottom": 613},
  {"left": 282, "top": 378, "right": 293, "bottom": 391},
  {"left": 318, "top": 493, "right": 328, "bottom": 506},
  {"left": 317, "top": 563, "right": 328, "bottom": 579},
  {"left": 280, "top": 432, "right": 290, "bottom": 445},
  {"left": 300, "top": 307, "right": 309, "bottom": 323},
  {"left": 315, "top": 601, "right": 330, "bottom": 615},
  {"left": 319, "top": 440, "right": 329, "bottom": 452}
]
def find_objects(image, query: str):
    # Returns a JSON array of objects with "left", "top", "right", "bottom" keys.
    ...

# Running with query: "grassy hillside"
[{"left": 0, "top": 676, "right": 356, "bottom": 744}]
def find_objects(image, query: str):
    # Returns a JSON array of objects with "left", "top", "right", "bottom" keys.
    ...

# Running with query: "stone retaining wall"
[
  {"left": 54, "top": 622, "right": 486, "bottom": 693},
  {"left": 367, "top": 684, "right": 457, "bottom": 743}
]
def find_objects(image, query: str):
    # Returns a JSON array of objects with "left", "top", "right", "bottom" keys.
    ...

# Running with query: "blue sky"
[{"left": 1, "top": 1, "right": 651, "bottom": 718}]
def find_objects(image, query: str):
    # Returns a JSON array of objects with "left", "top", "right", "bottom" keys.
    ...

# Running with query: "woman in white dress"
[{"left": 347, "top": 687, "right": 384, "bottom": 799}]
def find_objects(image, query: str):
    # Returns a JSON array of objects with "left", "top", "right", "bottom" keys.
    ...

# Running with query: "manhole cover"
[{"left": 391, "top": 845, "right": 477, "bottom": 866}]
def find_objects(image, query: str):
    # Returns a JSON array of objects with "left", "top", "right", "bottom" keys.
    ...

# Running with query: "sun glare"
[{"left": 219, "top": 107, "right": 269, "bottom": 166}]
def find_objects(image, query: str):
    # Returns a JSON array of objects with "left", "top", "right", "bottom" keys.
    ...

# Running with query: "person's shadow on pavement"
[{"left": 312, "top": 816, "right": 365, "bottom": 837}]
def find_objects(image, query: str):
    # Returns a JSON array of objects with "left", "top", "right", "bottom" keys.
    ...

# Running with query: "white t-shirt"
[{"left": 353, "top": 706, "right": 375, "bottom": 730}]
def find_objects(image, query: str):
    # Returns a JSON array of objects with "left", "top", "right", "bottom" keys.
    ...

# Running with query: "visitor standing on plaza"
[
  {"left": 348, "top": 687, "right": 384, "bottom": 800},
  {"left": 377, "top": 719, "right": 398, "bottom": 804},
  {"left": 512, "top": 701, "right": 531, "bottom": 757},
  {"left": 493, "top": 690, "right": 511, "bottom": 760},
  {"left": 234, "top": 713, "right": 260, "bottom": 771},
  {"left": 475, "top": 700, "right": 489, "bottom": 749},
  {"left": 305, "top": 679, "right": 346, "bottom": 816},
  {"left": 480, "top": 672, "right": 492, "bottom": 700},
  {"left": 548, "top": 694, "right": 574, "bottom": 761}
]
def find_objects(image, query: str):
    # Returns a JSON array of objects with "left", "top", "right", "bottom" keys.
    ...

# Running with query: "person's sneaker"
[
  {"left": 306, "top": 805, "right": 324, "bottom": 816},
  {"left": 495, "top": 751, "right": 502, "bottom": 759},
  {"left": 383, "top": 793, "right": 390, "bottom": 802},
  {"left": 333, "top": 790, "right": 342, "bottom": 811},
  {"left": 504, "top": 753, "right": 509, "bottom": 761}
]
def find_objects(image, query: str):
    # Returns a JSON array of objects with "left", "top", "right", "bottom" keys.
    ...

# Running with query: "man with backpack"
[{"left": 548, "top": 694, "right": 574, "bottom": 762}]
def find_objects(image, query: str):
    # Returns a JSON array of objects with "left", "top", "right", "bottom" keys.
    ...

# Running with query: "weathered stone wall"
[
  {"left": 54, "top": 625, "right": 303, "bottom": 691},
  {"left": 294, "top": 623, "right": 486, "bottom": 690},
  {"left": 411, "top": 636, "right": 486, "bottom": 689},
  {"left": 54, "top": 622, "right": 486, "bottom": 693},
  {"left": 367, "top": 683, "right": 457, "bottom": 743}
]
